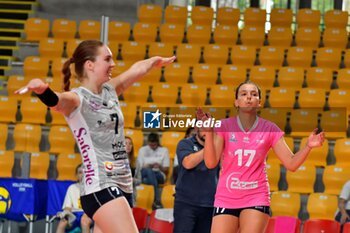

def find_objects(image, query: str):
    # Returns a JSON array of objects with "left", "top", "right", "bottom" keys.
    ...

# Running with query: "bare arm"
[
  {"left": 108, "top": 56, "right": 175, "bottom": 95},
  {"left": 272, "top": 129, "right": 325, "bottom": 172},
  {"left": 182, "top": 149, "right": 204, "bottom": 169},
  {"left": 203, "top": 131, "right": 224, "bottom": 169},
  {"left": 338, "top": 198, "right": 350, "bottom": 224}
]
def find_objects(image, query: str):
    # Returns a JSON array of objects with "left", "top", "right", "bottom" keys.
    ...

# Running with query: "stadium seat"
[
  {"left": 336, "top": 69, "right": 350, "bottom": 89},
  {"left": 132, "top": 22, "right": 158, "bottom": 43},
  {"left": 50, "top": 109, "right": 67, "bottom": 126},
  {"left": 163, "top": 63, "right": 190, "bottom": 84},
  {"left": 0, "top": 150, "right": 14, "bottom": 177},
  {"left": 159, "top": 23, "right": 185, "bottom": 44},
  {"left": 323, "top": 165, "right": 350, "bottom": 195},
  {"left": 164, "top": 5, "right": 188, "bottom": 26},
  {"left": 297, "top": 88, "right": 326, "bottom": 109},
  {"left": 51, "top": 57, "right": 68, "bottom": 78},
  {"left": 161, "top": 184, "right": 175, "bottom": 208},
  {"left": 202, "top": 106, "right": 231, "bottom": 119},
  {"left": 286, "top": 164, "right": 316, "bottom": 193},
  {"left": 258, "top": 46, "right": 285, "bottom": 67},
  {"left": 111, "top": 60, "right": 132, "bottom": 78},
  {"left": 148, "top": 42, "right": 174, "bottom": 58},
  {"left": 334, "top": 138, "right": 350, "bottom": 166},
  {"left": 300, "top": 137, "right": 329, "bottom": 167},
  {"left": 191, "top": 64, "right": 219, "bottom": 85},
  {"left": 120, "top": 41, "right": 147, "bottom": 62},
  {"left": 216, "top": 7, "right": 240, "bottom": 26},
  {"left": 270, "top": 8, "right": 293, "bottom": 28},
  {"left": 268, "top": 87, "right": 296, "bottom": 108},
  {"left": 148, "top": 210, "right": 174, "bottom": 233},
  {"left": 124, "top": 128, "right": 144, "bottom": 153},
  {"left": 240, "top": 26, "right": 266, "bottom": 47},
  {"left": 265, "top": 216, "right": 301, "bottom": 233},
  {"left": 322, "top": 28, "right": 348, "bottom": 49},
  {"left": 315, "top": 47, "right": 342, "bottom": 70},
  {"left": 108, "top": 21, "right": 131, "bottom": 41},
  {"left": 56, "top": 153, "right": 82, "bottom": 181},
  {"left": 209, "top": 85, "right": 235, "bottom": 106},
  {"left": 267, "top": 137, "right": 294, "bottom": 164},
  {"left": 305, "top": 67, "right": 334, "bottom": 89},
  {"left": 52, "top": 18, "right": 77, "bottom": 40},
  {"left": 122, "top": 82, "right": 151, "bottom": 103},
  {"left": 78, "top": 20, "right": 101, "bottom": 40},
  {"left": 259, "top": 108, "right": 289, "bottom": 133},
  {"left": 132, "top": 207, "right": 148, "bottom": 232},
  {"left": 230, "top": 45, "right": 257, "bottom": 66},
  {"left": 243, "top": 7, "right": 266, "bottom": 28},
  {"left": 270, "top": 191, "right": 300, "bottom": 217},
  {"left": 20, "top": 97, "right": 48, "bottom": 124},
  {"left": 343, "top": 222, "right": 350, "bottom": 233},
  {"left": 324, "top": 9, "right": 348, "bottom": 29},
  {"left": 267, "top": 27, "right": 293, "bottom": 47},
  {"left": 266, "top": 161, "right": 280, "bottom": 191},
  {"left": 295, "top": 27, "right": 321, "bottom": 49},
  {"left": 39, "top": 38, "right": 65, "bottom": 58},
  {"left": 151, "top": 83, "right": 179, "bottom": 105},
  {"left": 66, "top": 39, "right": 83, "bottom": 58},
  {"left": 29, "top": 152, "right": 49, "bottom": 179},
  {"left": 286, "top": 47, "right": 313, "bottom": 68},
  {"left": 48, "top": 125, "right": 76, "bottom": 154},
  {"left": 203, "top": 44, "right": 230, "bottom": 65},
  {"left": 13, "top": 123, "right": 42, "bottom": 152},
  {"left": 179, "top": 84, "right": 207, "bottom": 106},
  {"left": 289, "top": 109, "right": 320, "bottom": 137},
  {"left": 327, "top": 89, "right": 350, "bottom": 111},
  {"left": 213, "top": 24, "right": 238, "bottom": 46},
  {"left": 119, "top": 101, "right": 138, "bottom": 128},
  {"left": 320, "top": 109, "right": 347, "bottom": 139},
  {"left": 175, "top": 43, "right": 202, "bottom": 64},
  {"left": 186, "top": 24, "right": 212, "bottom": 44},
  {"left": 306, "top": 193, "right": 338, "bottom": 220},
  {"left": 191, "top": 6, "right": 214, "bottom": 26},
  {"left": 303, "top": 219, "right": 340, "bottom": 233},
  {"left": 277, "top": 67, "right": 305, "bottom": 88},
  {"left": 6, "top": 75, "right": 32, "bottom": 101},
  {"left": 135, "top": 184, "right": 155, "bottom": 213},
  {"left": 296, "top": 9, "right": 321, "bottom": 28},
  {"left": 249, "top": 66, "right": 276, "bottom": 89},
  {"left": 0, "top": 124, "right": 8, "bottom": 150},
  {"left": 0, "top": 96, "right": 18, "bottom": 123},
  {"left": 24, "top": 18, "right": 50, "bottom": 41},
  {"left": 219, "top": 65, "right": 247, "bottom": 86},
  {"left": 138, "top": 4, "right": 162, "bottom": 24},
  {"left": 23, "top": 56, "right": 50, "bottom": 78},
  {"left": 161, "top": 131, "right": 185, "bottom": 159}
]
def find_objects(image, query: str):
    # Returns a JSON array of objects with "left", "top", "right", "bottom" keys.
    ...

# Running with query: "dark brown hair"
[
  {"left": 235, "top": 80, "right": 261, "bottom": 99},
  {"left": 62, "top": 40, "right": 104, "bottom": 91}
]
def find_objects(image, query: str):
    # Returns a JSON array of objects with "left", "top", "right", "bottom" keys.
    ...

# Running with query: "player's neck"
[{"left": 237, "top": 113, "right": 257, "bottom": 131}]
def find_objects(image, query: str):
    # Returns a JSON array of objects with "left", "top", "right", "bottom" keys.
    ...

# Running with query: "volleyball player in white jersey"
[{"left": 15, "top": 40, "right": 175, "bottom": 233}]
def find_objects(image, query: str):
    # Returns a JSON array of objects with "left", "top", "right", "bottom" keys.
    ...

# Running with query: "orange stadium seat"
[
  {"left": 161, "top": 184, "right": 175, "bottom": 208},
  {"left": 6, "top": 75, "right": 32, "bottom": 101},
  {"left": 324, "top": 9, "right": 349, "bottom": 29},
  {"left": 51, "top": 57, "right": 68, "bottom": 78},
  {"left": 286, "top": 164, "right": 316, "bottom": 193},
  {"left": 296, "top": 9, "right": 321, "bottom": 28},
  {"left": 202, "top": 106, "right": 231, "bottom": 119},
  {"left": 164, "top": 5, "right": 188, "bottom": 26},
  {"left": 120, "top": 41, "right": 147, "bottom": 62},
  {"left": 48, "top": 125, "right": 76, "bottom": 154},
  {"left": 322, "top": 28, "right": 348, "bottom": 49},
  {"left": 243, "top": 7, "right": 266, "bottom": 28},
  {"left": 328, "top": 89, "right": 350, "bottom": 111},
  {"left": 122, "top": 82, "right": 151, "bottom": 103},
  {"left": 138, "top": 4, "right": 162, "bottom": 24},
  {"left": 259, "top": 108, "right": 289, "bottom": 133},
  {"left": 132, "top": 22, "right": 158, "bottom": 43},
  {"left": 230, "top": 45, "right": 257, "bottom": 66},
  {"left": 286, "top": 47, "right": 313, "bottom": 68},
  {"left": 56, "top": 153, "right": 82, "bottom": 181},
  {"left": 29, "top": 152, "right": 50, "bottom": 179},
  {"left": 240, "top": 26, "right": 266, "bottom": 47},
  {"left": 108, "top": 21, "right": 131, "bottom": 41},
  {"left": 301, "top": 136, "right": 329, "bottom": 167},
  {"left": 191, "top": 6, "right": 214, "bottom": 26},
  {"left": 267, "top": 27, "right": 293, "bottom": 47},
  {"left": 307, "top": 193, "right": 338, "bottom": 220},
  {"left": 249, "top": 66, "right": 276, "bottom": 89},
  {"left": 161, "top": 131, "right": 185, "bottom": 159},
  {"left": 13, "top": 123, "right": 42, "bottom": 152},
  {"left": 24, "top": 18, "right": 49, "bottom": 41},
  {"left": 52, "top": 18, "right": 77, "bottom": 40},
  {"left": 38, "top": 38, "right": 65, "bottom": 58},
  {"left": 266, "top": 161, "right": 281, "bottom": 191},
  {"left": 186, "top": 24, "right": 212, "bottom": 44},
  {"left": 289, "top": 109, "right": 319, "bottom": 138},
  {"left": 219, "top": 65, "right": 247, "bottom": 86},
  {"left": 334, "top": 138, "right": 350, "bottom": 166},
  {"left": 163, "top": 63, "right": 190, "bottom": 84},
  {"left": 209, "top": 85, "right": 234, "bottom": 106},
  {"left": 336, "top": 69, "right": 350, "bottom": 89},
  {"left": 111, "top": 60, "right": 133, "bottom": 78},
  {"left": 320, "top": 109, "right": 347, "bottom": 139},
  {"left": 50, "top": 109, "right": 67, "bottom": 126},
  {"left": 78, "top": 20, "right": 101, "bottom": 40},
  {"left": 20, "top": 97, "right": 48, "bottom": 124},
  {"left": 0, "top": 96, "right": 18, "bottom": 123},
  {"left": 66, "top": 39, "right": 83, "bottom": 58},
  {"left": 270, "top": 191, "right": 300, "bottom": 217},
  {"left": 151, "top": 83, "right": 179, "bottom": 105},
  {"left": 295, "top": 27, "right": 321, "bottom": 49},
  {"left": 119, "top": 101, "right": 138, "bottom": 128},
  {"left": 213, "top": 25, "right": 238, "bottom": 46},
  {"left": 297, "top": 88, "right": 326, "bottom": 109},
  {"left": 0, "top": 124, "right": 8, "bottom": 150},
  {"left": 268, "top": 87, "right": 296, "bottom": 108},
  {"left": 23, "top": 56, "right": 50, "bottom": 78},
  {"left": 216, "top": 7, "right": 240, "bottom": 26},
  {"left": 0, "top": 150, "right": 14, "bottom": 177},
  {"left": 258, "top": 46, "right": 285, "bottom": 67},
  {"left": 124, "top": 128, "right": 144, "bottom": 152},
  {"left": 179, "top": 84, "right": 207, "bottom": 106},
  {"left": 135, "top": 184, "right": 154, "bottom": 214},
  {"left": 277, "top": 67, "right": 305, "bottom": 88},
  {"left": 159, "top": 23, "right": 185, "bottom": 44},
  {"left": 270, "top": 8, "right": 293, "bottom": 28},
  {"left": 203, "top": 44, "right": 230, "bottom": 65},
  {"left": 175, "top": 44, "right": 202, "bottom": 64},
  {"left": 315, "top": 47, "right": 342, "bottom": 69},
  {"left": 323, "top": 165, "right": 350, "bottom": 195},
  {"left": 191, "top": 64, "right": 219, "bottom": 85},
  {"left": 305, "top": 67, "right": 334, "bottom": 89},
  {"left": 148, "top": 42, "right": 174, "bottom": 58}
]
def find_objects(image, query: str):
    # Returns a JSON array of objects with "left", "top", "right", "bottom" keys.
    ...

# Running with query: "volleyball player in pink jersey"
[{"left": 197, "top": 81, "right": 325, "bottom": 233}]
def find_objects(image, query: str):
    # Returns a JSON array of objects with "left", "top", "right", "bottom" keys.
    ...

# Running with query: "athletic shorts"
[
  {"left": 80, "top": 186, "right": 133, "bottom": 219},
  {"left": 213, "top": 206, "right": 271, "bottom": 217}
]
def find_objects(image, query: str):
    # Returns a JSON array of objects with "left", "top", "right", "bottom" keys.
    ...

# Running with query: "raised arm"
[
  {"left": 14, "top": 78, "right": 80, "bottom": 117},
  {"left": 272, "top": 129, "right": 325, "bottom": 172},
  {"left": 108, "top": 56, "right": 175, "bottom": 95}
]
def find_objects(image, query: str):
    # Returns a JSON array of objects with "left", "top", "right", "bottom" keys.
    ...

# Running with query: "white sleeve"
[
  {"left": 340, "top": 181, "right": 350, "bottom": 200},
  {"left": 62, "top": 185, "right": 74, "bottom": 209},
  {"left": 162, "top": 147, "right": 170, "bottom": 168}
]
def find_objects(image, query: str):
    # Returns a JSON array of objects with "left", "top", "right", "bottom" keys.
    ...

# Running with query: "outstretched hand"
[
  {"left": 14, "top": 78, "right": 48, "bottom": 95},
  {"left": 151, "top": 56, "right": 176, "bottom": 68},
  {"left": 196, "top": 107, "right": 213, "bottom": 132},
  {"left": 306, "top": 128, "right": 325, "bottom": 148}
]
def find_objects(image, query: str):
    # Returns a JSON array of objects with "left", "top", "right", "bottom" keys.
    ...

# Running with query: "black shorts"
[
  {"left": 213, "top": 206, "right": 271, "bottom": 217},
  {"left": 80, "top": 186, "right": 133, "bottom": 219}
]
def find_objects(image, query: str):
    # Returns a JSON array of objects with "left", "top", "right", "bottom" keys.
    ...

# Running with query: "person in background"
[{"left": 335, "top": 180, "right": 350, "bottom": 232}]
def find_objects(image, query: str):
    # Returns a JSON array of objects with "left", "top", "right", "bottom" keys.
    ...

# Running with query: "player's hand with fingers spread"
[
  {"left": 14, "top": 78, "right": 49, "bottom": 95},
  {"left": 196, "top": 107, "right": 213, "bottom": 132},
  {"left": 306, "top": 128, "right": 325, "bottom": 149},
  {"left": 151, "top": 56, "right": 176, "bottom": 68}
]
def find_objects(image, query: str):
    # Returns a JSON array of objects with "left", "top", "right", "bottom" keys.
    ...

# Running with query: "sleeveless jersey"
[
  {"left": 214, "top": 116, "right": 284, "bottom": 208},
  {"left": 65, "top": 83, "right": 132, "bottom": 196}
]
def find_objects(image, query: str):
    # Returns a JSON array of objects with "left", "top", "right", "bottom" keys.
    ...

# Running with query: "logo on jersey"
[
  {"left": 226, "top": 172, "right": 258, "bottom": 191},
  {"left": 144, "top": 110, "right": 161, "bottom": 128},
  {"left": 229, "top": 133, "right": 237, "bottom": 142},
  {"left": 104, "top": 161, "right": 114, "bottom": 176}
]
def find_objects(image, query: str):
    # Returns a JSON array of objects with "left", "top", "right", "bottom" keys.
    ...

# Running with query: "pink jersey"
[{"left": 214, "top": 116, "right": 284, "bottom": 208}]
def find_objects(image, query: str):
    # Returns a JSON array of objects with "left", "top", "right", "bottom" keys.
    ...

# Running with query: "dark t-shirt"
[{"left": 175, "top": 136, "right": 219, "bottom": 207}]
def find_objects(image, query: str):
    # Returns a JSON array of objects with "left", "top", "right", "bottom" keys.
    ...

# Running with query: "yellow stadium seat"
[
  {"left": 259, "top": 108, "right": 289, "bottom": 133},
  {"left": 79, "top": 20, "right": 101, "bottom": 40},
  {"left": 315, "top": 47, "right": 342, "bottom": 70},
  {"left": 289, "top": 109, "right": 320, "bottom": 138},
  {"left": 175, "top": 43, "right": 202, "bottom": 64},
  {"left": 296, "top": 9, "right": 321, "bottom": 28},
  {"left": 161, "top": 184, "right": 175, "bottom": 208},
  {"left": 268, "top": 87, "right": 296, "bottom": 108},
  {"left": 20, "top": 97, "right": 48, "bottom": 124},
  {"left": 163, "top": 63, "right": 190, "bottom": 84},
  {"left": 320, "top": 109, "right": 347, "bottom": 139},
  {"left": 322, "top": 28, "right": 348, "bottom": 49},
  {"left": 48, "top": 125, "right": 76, "bottom": 154},
  {"left": 295, "top": 27, "right": 321, "bottom": 49},
  {"left": 328, "top": 89, "right": 350, "bottom": 111},
  {"left": 148, "top": 42, "right": 174, "bottom": 58},
  {"left": 108, "top": 21, "right": 131, "bottom": 41},
  {"left": 243, "top": 7, "right": 266, "bottom": 28},
  {"left": 13, "top": 123, "right": 42, "bottom": 152},
  {"left": 324, "top": 9, "right": 348, "bottom": 29},
  {"left": 56, "top": 153, "right": 82, "bottom": 181},
  {"left": 0, "top": 150, "right": 14, "bottom": 177},
  {"left": 305, "top": 67, "right": 333, "bottom": 89},
  {"left": 249, "top": 66, "right": 276, "bottom": 89},
  {"left": 270, "top": 191, "right": 300, "bottom": 217},
  {"left": 122, "top": 82, "right": 151, "bottom": 103},
  {"left": 0, "top": 96, "right": 18, "bottom": 123},
  {"left": 136, "top": 184, "right": 155, "bottom": 214},
  {"left": 159, "top": 23, "right": 185, "bottom": 44},
  {"left": 44, "top": 77, "right": 63, "bottom": 94},
  {"left": 270, "top": 8, "right": 293, "bottom": 28},
  {"left": 133, "top": 23, "right": 158, "bottom": 43},
  {"left": 216, "top": 7, "right": 240, "bottom": 26},
  {"left": 266, "top": 162, "right": 281, "bottom": 192},
  {"left": 298, "top": 88, "right": 326, "bottom": 109},
  {"left": 258, "top": 46, "right": 285, "bottom": 67},
  {"left": 240, "top": 26, "right": 266, "bottom": 47},
  {"left": 24, "top": 18, "right": 49, "bottom": 41},
  {"left": 191, "top": 6, "right": 214, "bottom": 26},
  {"left": 66, "top": 39, "right": 83, "bottom": 58},
  {"left": 119, "top": 101, "right": 138, "bottom": 129},
  {"left": 51, "top": 57, "right": 68, "bottom": 78},
  {"left": 6, "top": 75, "right": 32, "bottom": 101},
  {"left": 38, "top": 38, "right": 65, "bottom": 58},
  {"left": 286, "top": 47, "right": 313, "bottom": 68},
  {"left": 50, "top": 109, "right": 67, "bottom": 126},
  {"left": 209, "top": 85, "right": 235, "bottom": 106},
  {"left": 23, "top": 56, "right": 50, "bottom": 78},
  {"left": 138, "top": 4, "right": 162, "bottom": 24},
  {"left": 213, "top": 25, "right": 238, "bottom": 46},
  {"left": 323, "top": 165, "right": 350, "bottom": 195},
  {"left": 220, "top": 65, "right": 247, "bottom": 86},
  {"left": 120, "top": 41, "right": 147, "bottom": 63},
  {"left": 124, "top": 129, "right": 144, "bottom": 153},
  {"left": 202, "top": 106, "right": 231, "bottom": 119},
  {"left": 307, "top": 193, "right": 338, "bottom": 220},
  {"left": 151, "top": 83, "right": 179, "bottom": 105},
  {"left": 286, "top": 164, "right": 316, "bottom": 193},
  {"left": 267, "top": 137, "right": 294, "bottom": 164},
  {"left": 164, "top": 5, "right": 188, "bottom": 26},
  {"left": 191, "top": 64, "right": 219, "bottom": 85},
  {"left": 161, "top": 131, "right": 185, "bottom": 159},
  {"left": 300, "top": 137, "right": 329, "bottom": 167},
  {"left": 230, "top": 45, "right": 257, "bottom": 66},
  {"left": 186, "top": 24, "right": 212, "bottom": 44},
  {"left": 267, "top": 27, "right": 293, "bottom": 47},
  {"left": 203, "top": 44, "right": 229, "bottom": 65},
  {"left": 29, "top": 152, "right": 49, "bottom": 179},
  {"left": 179, "top": 84, "right": 208, "bottom": 106},
  {"left": 334, "top": 138, "right": 350, "bottom": 166},
  {"left": 0, "top": 124, "right": 8, "bottom": 150},
  {"left": 336, "top": 69, "right": 350, "bottom": 89},
  {"left": 52, "top": 18, "right": 77, "bottom": 40},
  {"left": 277, "top": 67, "right": 305, "bottom": 88}
]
